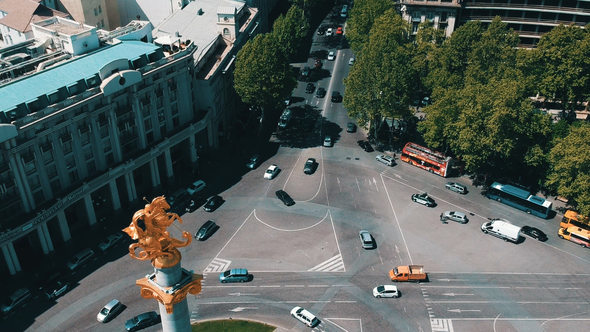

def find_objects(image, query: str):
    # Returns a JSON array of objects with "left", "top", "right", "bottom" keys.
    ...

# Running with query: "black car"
[
  {"left": 305, "top": 83, "right": 315, "bottom": 94},
  {"left": 357, "top": 140, "right": 374, "bottom": 152},
  {"left": 43, "top": 280, "right": 70, "bottom": 300},
  {"left": 317, "top": 27, "right": 326, "bottom": 35},
  {"left": 331, "top": 91, "right": 342, "bottom": 102},
  {"left": 303, "top": 158, "right": 317, "bottom": 175},
  {"left": 203, "top": 195, "right": 223, "bottom": 212},
  {"left": 125, "top": 311, "right": 161, "bottom": 332},
  {"left": 276, "top": 190, "right": 295, "bottom": 206},
  {"left": 316, "top": 87, "right": 326, "bottom": 98},
  {"left": 195, "top": 220, "right": 216, "bottom": 241},
  {"left": 347, "top": 123, "right": 356, "bottom": 133},
  {"left": 301, "top": 66, "right": 310, "bottom": 78},
  {"left": 521, "top": 226, "right": 548, "bottom": 241}
]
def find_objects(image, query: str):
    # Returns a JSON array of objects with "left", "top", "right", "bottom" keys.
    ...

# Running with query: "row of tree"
[{"left": 343, "top": 0, "right": 590, "bottom": 214}]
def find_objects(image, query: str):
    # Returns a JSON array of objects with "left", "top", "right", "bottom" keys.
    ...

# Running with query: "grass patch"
[{"left": 191, "top": 319, "right": 275, "bottom": 332}]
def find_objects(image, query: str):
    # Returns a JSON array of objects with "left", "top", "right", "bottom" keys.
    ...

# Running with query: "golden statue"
[{"left": 123, "top": 196, "right": 192, "bottom": 262}]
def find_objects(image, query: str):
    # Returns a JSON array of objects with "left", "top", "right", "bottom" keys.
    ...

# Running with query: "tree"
[
  {"left": 345, "top": 0, "right": 394, "bottom": 53},
  {"left": 546, "top": 124, "right": 590, "bottom": 215},
  {"left": 344, "top": 10, "right": 413, "bottom": 136},
  {"left": 234, "top": 34, "right": 297, "bottom": 126},
  {"left": 411, "top": 20, "right": 445, "bottom": 100},
  {"left": 271, "top": 6, "right": 310, "bottom": 59},
  {"left": 533, "top": 24, "right": 590, "bottom": 112}
]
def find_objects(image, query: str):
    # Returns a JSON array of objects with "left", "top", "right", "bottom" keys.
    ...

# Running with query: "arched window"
[{"left": 223, "top": 28, "right": 230, "bottom": 37}]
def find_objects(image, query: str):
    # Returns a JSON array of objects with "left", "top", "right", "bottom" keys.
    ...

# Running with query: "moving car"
[
  {"left": 1, "top": 288, "right": 31, "bottom": 315},
  {"left": 305, "top": 83, "right": 315, "bottom": 94},
  {"left": 326, "top": 28, "right": 333, "bottom": 36},
  {"left": 187, "top": 180, "right": 206, "bottom": 195},
  {"left": 347, "top": 122, "right": 356, "bottom": 132},
  {"left": 125, "top": 311, "right": 160, "bottom": 332},
  {"left": 66, "top": 248, "right": 95, "bottom": 271},
  {"left": 98, "top": 233, "right": 124, "bottom": 251},
  {"left": 195, "top": 220, "right": 216, "bottom": 241},
  {"left": 303, "top": 158, "right": 317, "bottom": 174},
  {"left": 203, "top": 195, "right": 223, "bottom": 212},
  {"left": 246, "top": 154, "right": 260, "bottom": 169},
  {"left": 327, "top": 51, "right": 335, "bottom": 60},
  {"left": 97, "top": 299, "right": 124, "bottom": 323},
  {"left": 219, "top": 268, "right": 250, "bottom": 283},
  {"left": 331, "top": 91, "right": 341, "bottom": 102},
  {"left": 411, "top": 192, "right": 436, "bottom": 207},
  {"left": 315, "top": 87, "right": 326, "bottom": 98},
  {"left": 373, "top": 285, "right": 399, "bottom": 298},
  {"left": 359, "top": 230, "right": 374, "bottom": 249},
  {"left": 323, "top": 136, "right": 332, "bottom": 147},
  {"left": 290, "top": 306, "right": 320, "bottom": 328},
  {"left": 276, "top": 190, "right": 295, "bottom": 206},
  {"left": 521, "top": 226, "right": 548, "bottom": 241},
  {"left": 376, "top": 155, "right": 395, "bottom": 166},
  {"left": 43, "top": 280, "right": 70, "bottom": 300},
  {"left": 301, "top": 66, "right": 310, "bottom": 78},
  {"left": 264, "top": 164, "right": 279, "bottom": 180},
  {"left": 445, "top": 182, "right": 467, "bottom": 194},
  {"left": 440, "top": 211, "right": 468, "bottom": 224}
]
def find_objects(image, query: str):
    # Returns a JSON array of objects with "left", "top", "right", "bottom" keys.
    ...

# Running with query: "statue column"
[
  {"left": 7, "top": 242, "right": 21, "bottom": 272},
  {"left": 57, "top": 210, "right": 71, "bottom": 242},
  {"left": 1, "top": 244, "right": 16, "bottom": 275},
  {"left": 42, "top": 223, "right": 54, "bottom": 252},
  {"left": 37, "top": 226, "right": 49, "bottom": 254}
]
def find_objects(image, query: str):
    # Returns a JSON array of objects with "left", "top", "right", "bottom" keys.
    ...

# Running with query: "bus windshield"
[
  {"left": 561, "top": 210, "right": 590, "bottom": 231},
  {"left": 486, "top": 182, "right": 552, "bottom": 218}
]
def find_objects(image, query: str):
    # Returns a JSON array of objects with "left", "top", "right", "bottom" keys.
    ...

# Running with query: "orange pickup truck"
[{"left": 389, "top": 265, "right": 428, "bottom": 282}]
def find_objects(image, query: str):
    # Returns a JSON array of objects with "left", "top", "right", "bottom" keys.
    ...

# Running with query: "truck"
[
  {"left": 389, "top": 265, "right": 428, "bottom": 282},
  {"left": 480, "top": 218, "right": 521, "bottom": 242}
]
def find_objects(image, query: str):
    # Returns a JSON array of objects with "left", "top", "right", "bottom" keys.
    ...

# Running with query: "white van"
[
  {"left": 481, "top": 219, "right": 521, "bottom": 242},
  {"left": 341, "top": 5, "right": 348, "bottom": 18}
]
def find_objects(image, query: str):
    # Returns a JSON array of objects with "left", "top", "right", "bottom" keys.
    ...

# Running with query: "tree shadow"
[{"left": 276, "top": 105, "right": 343, "bottom": 149}]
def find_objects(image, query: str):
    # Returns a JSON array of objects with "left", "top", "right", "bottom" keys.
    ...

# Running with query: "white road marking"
[
  {"left": 381, "top": 173, "right": 413, "bottom": 265},
  {"left": 203, "top": 258, "right": 232, "bottom": 273},
  {"left": 430, "top": 318, "right": 454, "bottom": 332},
  {"left": 442, "top": 293, "right": 474, "bottom": 296},
  {"left": 447, "top": 309, "right": 480, "bottom": 313},
  {"left": 253, "top": 209, "right": 329, "bottom": 232},
  {"left": 330, "top": 211, "right": 345, "bottom": 272},
  {"left": 373, "top": 177, "right": 378, "bottom": 192},
  {"left": 355, "top": 178, "right": 361, "bottom": 191},
  {"left": 207, "top": 210, "right": 254, "bottom": 265},
  {"left": 308, "top": 254, "right": 344, "bottom": 272}
]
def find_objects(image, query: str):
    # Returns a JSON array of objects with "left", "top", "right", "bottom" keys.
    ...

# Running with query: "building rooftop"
[
  {"left": 0, "top": 41, "right": 160, "bottom": 113},
  {"left": 0, "top": 0, "right": 69, "bottom": 32}
]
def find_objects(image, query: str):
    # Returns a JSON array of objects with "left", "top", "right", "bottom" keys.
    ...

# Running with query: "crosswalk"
[
  {"left": 204, "top": 258, "right": 232, "bottom": 273},
  {"left": 308, "top": 254, "right": 345, "bottom": 272},
  {"left": 431, "top": 319, "right": 454, "bottom": 332}
]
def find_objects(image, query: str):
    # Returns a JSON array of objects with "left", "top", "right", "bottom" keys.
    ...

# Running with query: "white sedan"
[
  {"left": 326, "top": 28, "right": 333, "bottom": 36},
  {"left": 373, "top": 285, "right": 399, "bottom": 298},
  {"left": 327, "top": 51, "right": 335, "bottom": 61},
  {"left": 264, "top": 164, "right": 279, "bottom": 180}
]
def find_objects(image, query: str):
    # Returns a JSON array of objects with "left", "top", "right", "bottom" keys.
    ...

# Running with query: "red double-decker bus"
[{"left": 400, "top": 142, "right": 452, "bottom": 177}]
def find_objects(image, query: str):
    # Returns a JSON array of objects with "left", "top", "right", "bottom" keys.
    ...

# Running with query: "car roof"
[
  {"left": 230, "top": 268, "right": 248, "bottom": 274},
  {"left": 268, "top": 164, "right": 278, "bottom": 170},
  {"left": 451, "top": 211, "right": 466, "bottom": 217},
  {"left": 380, "top": 285, "right": 398, "bottom": 291},
  {"left": 105, "top": 299, "right": 120, "bottom": 309}
]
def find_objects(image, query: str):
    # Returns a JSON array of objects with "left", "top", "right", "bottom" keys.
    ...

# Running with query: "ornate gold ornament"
[
  {"left": 123, "top": 196, "right": 192, "bottom": 262},
  {"left": 136, "top": 273, "right": 203, "bottom": 314}
]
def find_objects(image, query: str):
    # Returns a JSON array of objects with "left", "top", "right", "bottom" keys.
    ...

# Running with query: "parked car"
[
  {"left": 276, "top": 190, "right": 295, "bottom": 206},
  {"left": 97, "top": 299, "right": 124, "bottom": 323},
  {"left": 326, "top": 28, "right": 333, "bottom": 36},
  {"left": 203, "top": 195, "right": 223, "bottom": 212},
  {"left": 303, "top": 158, "right": 317, "bottom": 174},
  {"left": 168, "top": 188, "right": 188, "bottom": 206},
  {"left": 359, "top": 230, "right": 374, "bottom": 249},
  {"left": 373, "top": 285, "right": 399, "bottom": 298},
  {"left": 349, "top": 58, "right": 355, "bottom": 65},
  {"left": 305, "top": 83, "right": 315, "bottom": 94},
  {"left": 411, "top": 192, "right": 436, "bottom": 207},
  {"left": 331, "top": 91, "right": 341, "bottom": 102},
  {"left": 290, "top": 306, "right": 320, "bottom": 327},
  {"left": 314, "top": 58, "right": 322, "bottom": 68},
  {"left": 440, "top": 211, "right": 468, "bottom": 224},
  {"left": 323, "top": 136, "right": 332, "bottom": 147},
  {"left": 187, "top": 180, "right": 206, "bottom": 195},
  {"left": 264, "top": 164, "right": 280, "bottom": 180},
  {"left": 125, "top": 311, "right": 160, "bottom": 332},
  {"left": 327, "top": 51, "right": 335, "bottom": 60},
  {"left": 376, "top": 155, "right": 395, "bottom": 166},
  {"left": 98, "top": 233, "right": 124, "bottom": 251},
  {"left": 1, "top": 288, "right": 31, "bottom": 315},
  {"left": 315, "top": 87, "right": 326, "bottom": 98},
  {"left": 219, "top": 268, "right": 250, "bottom": 283},
  {"left": 346, "top": 122, "right": 356, "bottom": 132},
  {"left": 317, "top": 27, "right": 325, "bottom": 35},
  {"left": 246, "top": 154, "right": 260, "bottom": 169},
  {"left": 336, "top": 26, "right": 343, "bottom": 35},
  {"left": 445, "top": 182, "right": 467, "bottom": 194},
  {"left": 195, "top": 220, "right": 216, "bottom": 241},
  {"left": 521, "top": 226, "right": 548, "bottom": 241},
  {"left": 357, "top": 140, "right": 373, "bottom": 152},
  {"left": 301, "top": 66, "right": 310, "bottom": 78},
  {"left": 66, "top": 248, "right": 95, "bottom": 271},
  {"left": 43, "top": 280, "right": 70, "bottom": 300}
]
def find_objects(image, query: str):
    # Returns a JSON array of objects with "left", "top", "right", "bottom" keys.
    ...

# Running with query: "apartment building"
[
  {"left": 399, "top": 0, "right": 463, "bottom": 37},
  {"left": 0, "top": 0, "right": 260, "bottom": 278},
  {"left": 0, "top": 0, "right": 69, "bottom": 46}
]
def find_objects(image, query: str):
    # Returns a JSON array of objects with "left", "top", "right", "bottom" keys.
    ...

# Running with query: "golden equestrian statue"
[{"left": 123, "top": 196, "right": 192, "bottom": 262}]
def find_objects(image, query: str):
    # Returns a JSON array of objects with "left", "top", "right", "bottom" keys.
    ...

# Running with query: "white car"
[
  {"left": 440, "top": 211, "right": 469, "bottom": 224},
  {"left": 326, "top": 28, "right": 333, "bottom": 36},
  {"left": 376, "top": 155, "right": 395, "bottom": 166},
  {"left": 327, "top": 51, "right": 335, "bottom": 61},
  {"left": 290, "top": 306, "right": 320, "bottom": 327},
  {"left": 264, "top": 164, "right": 279, "bottom": 180},
  {"left": 323, "top": 136, "right": 332, "bottom": 147},
  {"left": 187, "top": 180, "right": 206, "bottom": 195},
  {"left": 373, "top": 285, "right": 399, "bottom": 298},
  {"left": 349, "top": 58, "right": 354, "bottom": 65},
  {"left": 98, "top": 233, "right": 124, "bottom": 252}
]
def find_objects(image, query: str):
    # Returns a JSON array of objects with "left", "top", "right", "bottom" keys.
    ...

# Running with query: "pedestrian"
[{"left": 393, "top": 153, "right": 396, "bottom": 159}]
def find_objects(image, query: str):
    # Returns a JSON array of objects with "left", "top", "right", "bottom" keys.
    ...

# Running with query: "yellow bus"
[
  {"left": 560, "top": 210, "right": 590, "bottom": 231},
  {"left": 558, "top": 227, "right": 590, "bottom": 249}
]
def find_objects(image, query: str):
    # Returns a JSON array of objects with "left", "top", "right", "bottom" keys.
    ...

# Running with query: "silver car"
[
  {"left": 445, "top": 182, "right": 467, "bottom": 194},
  {"left": 376, "top": 155, "right": 395, "bottom": 166},
  {"left": 440, "top": 211, "right": 468, "bottom": 224}
]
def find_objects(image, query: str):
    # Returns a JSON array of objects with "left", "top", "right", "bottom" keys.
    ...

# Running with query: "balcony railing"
[{"left": 463, "top": 3, "right": 590, "bottom": 15}]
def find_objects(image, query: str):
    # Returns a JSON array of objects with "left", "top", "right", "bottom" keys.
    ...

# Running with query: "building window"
[
  {"left": 101, "top": 19, "right": 104, "bottom": 28},
  {"left": 69, "top": 170, "right": 79, "bottom": 183},
  {"left": 223, "top": 28, "right": 230, "bottom": 37},
  {"left": 50, "top": 178, "right": 61, "bottom": 192},
  {"left": 427, "top": 12, "right": 434, "bottom": 20},
  {"left": 94, "top": 8, "right": 98, "bottom": 16},
  {"left": 98, "top": 5, "right": 102, "bottom": 14}
]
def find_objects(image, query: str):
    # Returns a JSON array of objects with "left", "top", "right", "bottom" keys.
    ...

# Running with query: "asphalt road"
[{"left": 3, "top": 15, "right": 590, "bottom": 332}]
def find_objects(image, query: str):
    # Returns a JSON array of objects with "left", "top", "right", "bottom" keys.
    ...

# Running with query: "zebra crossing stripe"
[
  {"left": 431, "top": 319, "right": 454, "bottom": 332},
  {"left": 204, "top": 258, "right": 231, "bottom": 273},
  {"left": 308, "top": 254, "right": 344, "bottom": 272}
]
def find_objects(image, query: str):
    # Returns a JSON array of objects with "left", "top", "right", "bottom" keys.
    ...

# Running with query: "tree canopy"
[
  {"left": 271, "top": 6, "right": 310, "bottom": 59},
  {"left": 345, "top": 0, "right": 394, "bottom": 53}
]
